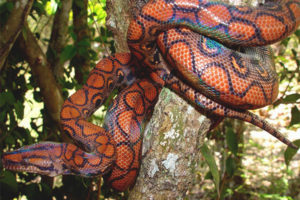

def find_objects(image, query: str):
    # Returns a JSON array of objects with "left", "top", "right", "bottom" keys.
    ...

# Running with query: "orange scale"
[
  {"left": 95, "top": 135, "right": 109, "bottom": 146},
  {"left": 134, "top": 101, "right": 145, "bottom": 115},
  {"left": 256, "top": 15, "right": 285, "bottom": 42},
  {"left": 201, "top": 66, "right": 230, "bottom": 94},
  {"left": 169, "top": 44, "right": 191, "bottom": 66},
  {"left": 53, "top": 145, "right": 63, "bottom": 157},
  {"left": 138, "top": 80, "right": 150, "bottom": 88},
  {"left": 242, "top": 86, "right": 265, "bottom": 108},
  {"left": 3, "top": 153, "right": 22, "bottom": 162},
  {"left": 96, "top": 59, "right": 113, "bottom": 72},
  {"left": 145, "top": 88, "right": 158, "bottom": 102},
  {"left": 125, "top": 91, "right": 141, "bottom": 109},
  {"left": 111, "top": 170, "right": 137, "bottom": 191},
  {"left": 28, "top": 157, "right": 47, "bottom": 165},
  {"left": 116, "top": 53, "right": 131, "bottom": 63},
  {"left": 127, "top": 21, "right": 144, "bottom": 41},
  {"left": 68, "top": 90, "right": 88, "bottom": 106},
  {"left": 74, "top": 155, "right": 84, "bottom": 166},
  {"left": 116, "top": 146, "right": 134, "bottom": 168},
  {"left": 143, "top": 1, "right": 172, "bottom": 21},
  {"left": 96, "top": 144, "right": 107, "bottom": 155},
  {"left": 198, "top": 5, "right": 231, "bottom": 28},
  {"left": 87, "top": 157, "right": 101, "bottom": 166},
  {"left": 35, "top": 150, "right": 52, "bottom": 157},
  {"left": 61, "top": 106, "right": 81, "bottom": 119},
  {"left": 117, "top": 111, "right": 134, "bottom": 134},
  {"left": 113, "top": 130, "right": 127, "bottom": 143},
  {"left": 77, "top": 121, "right": 100, "bottom": 136},
  {"left": 290, "top": 3, "right": 300, "bottom": 21},
  {"left": 103, "top": 144, "right": 115, "bottom": 157},
  {"left": 228, "top": 22, "right": 255, "bottom": 41},
  {"left": 64, "top": 145, "right": 77, "bottom": 160}
]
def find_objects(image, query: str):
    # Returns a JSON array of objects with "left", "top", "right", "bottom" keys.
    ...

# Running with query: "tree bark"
[
  {"left": 129, "top": 90, "right": 211, "bottom": 199},
  {"left": 47, "top": 0, "right": 73, "bottom": 79},
  {"left": 71, "top": 0, "right": 91, "bottom": 84},
  {"left": 0, "top": 0, "right": 34, "bottom": 71}
]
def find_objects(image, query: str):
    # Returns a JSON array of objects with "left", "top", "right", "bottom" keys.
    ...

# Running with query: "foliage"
[{"left": 0, "top": 0, "right": 115, "bottom": 199}]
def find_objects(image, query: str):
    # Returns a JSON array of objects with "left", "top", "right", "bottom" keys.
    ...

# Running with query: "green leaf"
[
  {"left": 274, "top": 93, "right": 300, "bottom": 106},
  {"left": 0, "top": 2, "right": 13, "bottom": 14},
  {"left": 225, "top": 156, "right": 236, "bottom": 177},
  {"left": 32, "top": 1, "right": 46, "bottom": 16},
  {"left": 284, "top": 139, "right": 300, "bottom": 166},
  {"left": 0, "top": 91, "right": 15, "bottom": 106},
  {"left": 226, "top": 127, "right": 238, "bottom": 156},
  {"left": 0, "top": 171, "right": 18, "bottom": 193},
  {"left": 24, "top": 184, "right": 40, "bottom": 200},
  {"left": 200, "top": 144, "right": 220, "bottom": 196},
  {"left": 0, "top": 92, "right": 5, "bottom": 107},
  {"left": 290, "top": 106, "right": 300, "bottom": 126},
  {"left": 0, "top": 111, "right": 6, "bottom": 122},
  {"left": 14, "top": 101, "right": 24, "bottom": 119},
  {"left": 60, "top": 45, "right": 77, "bottom": 63},
  {"left": 4, "top": 134, "right": 16, "bottom": 145},
  {"left": 6, "top": 91, "right": 16, "bottom": 104},
  {"left": 282, "top": 94, "right": 300, "bottom": 104},
  {"left": 295, "top": 29, "right": 300, "bottom": 37}
]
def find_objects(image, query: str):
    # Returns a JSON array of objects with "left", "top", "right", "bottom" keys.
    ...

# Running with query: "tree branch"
[
  {"left": 0, "top": 0, "right": 34, "bottom": 71},
  {"left": 17, "top": 23, "right": 64, "bottom": 124}
]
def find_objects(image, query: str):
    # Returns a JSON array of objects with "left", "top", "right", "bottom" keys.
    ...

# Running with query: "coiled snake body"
[{"left": 2, "top": 0, "right": 300, "bottom": 192}]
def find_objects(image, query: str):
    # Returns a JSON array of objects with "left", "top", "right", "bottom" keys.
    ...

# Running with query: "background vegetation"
[{"left": 0, "top": 0, "right": 299, "bottom": 199}]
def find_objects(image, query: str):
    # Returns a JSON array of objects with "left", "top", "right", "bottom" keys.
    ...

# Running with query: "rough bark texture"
[
  {"left": 129, "top": 89, "right": 211, "bottom": 199},
  {"left": 106, "top": 0, "right": 131, "bottom": 52},
  {"left": 0, "top": 0, "right": 34, "bottom": 71},
  {"left": 17, "top": 24, "right": 64, "bottom": 124},
  {"left": 71, "top": 0, "right": 91, "bottom": 84},
  {"left": 47, "top": 0, "right": 73, "bottom": 79}
]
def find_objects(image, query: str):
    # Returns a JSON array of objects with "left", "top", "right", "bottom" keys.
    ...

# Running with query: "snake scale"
[{"left": 2, "top": 0, "right": 300, "bottom": 192}]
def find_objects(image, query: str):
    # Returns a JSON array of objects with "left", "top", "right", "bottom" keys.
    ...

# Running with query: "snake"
[{"left": 2, "top": 0, "right": 300, "bottom": 192}]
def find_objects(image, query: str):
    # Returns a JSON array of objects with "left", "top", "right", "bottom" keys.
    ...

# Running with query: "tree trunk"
[
  {"left": 0, "top": 0, "right": 34, "bottom": 71},
  {"left": 71, "top": 0, "right": 91, "bottom": 84},
  {"left": 129, "top": 89, "right": 212, "bottom": 199}
]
